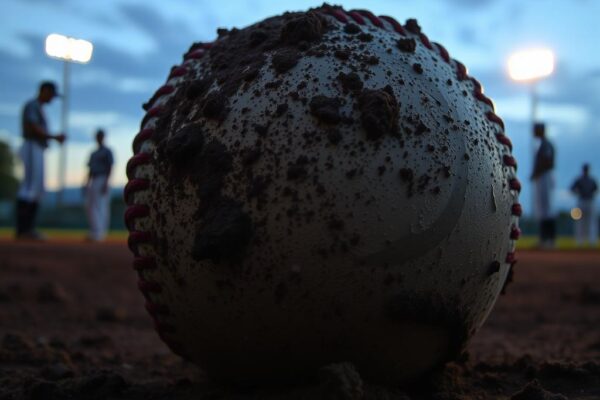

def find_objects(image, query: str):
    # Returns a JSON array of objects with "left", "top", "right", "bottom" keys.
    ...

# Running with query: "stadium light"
[
  {"left": 507, "top": 47, "right": 555, "bottom": 217},
  {"left": 508, "top": 48, "right": 554, "bottom": 82},
  {"left": 45, "top": 34, "right": 94, "bottom": 206},
  {"left": 45, "top": 33, "right": 93, "bottom": 64}
]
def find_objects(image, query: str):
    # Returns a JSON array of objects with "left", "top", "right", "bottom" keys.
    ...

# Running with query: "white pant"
[
  {"left": 534, "top": 172, "right": 554, "bottom": 220},
  {"left": 17, "top": 140, "right": 45, "bottom": 202},
  {"left": 85, "top": 175, "right": 111, "bottom": 240},
  {"left": 575, "top": 198, "right": 597, "bottom": 245}
]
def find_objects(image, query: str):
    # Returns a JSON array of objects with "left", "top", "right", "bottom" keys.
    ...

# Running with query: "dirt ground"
[{"left": 0, "top": 240, "right": 599, "bottom": 400}]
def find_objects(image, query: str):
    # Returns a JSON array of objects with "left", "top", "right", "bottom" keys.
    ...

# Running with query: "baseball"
[{"left": 125, "top": 5, "right": 520, "bottom": 384}]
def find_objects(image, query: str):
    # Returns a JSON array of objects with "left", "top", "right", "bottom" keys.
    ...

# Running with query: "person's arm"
[
  {"left": 570, "top": 179, "right": 579, "bottom": 195},
  {"left": 23, "top": 122, "right": 64, "bottom": 143},
  {"left": 531, "top": 142, "right": 554, "bottom": 180},
  {"left": 23, "top": 103, "right": 66, "bottom": 144}
]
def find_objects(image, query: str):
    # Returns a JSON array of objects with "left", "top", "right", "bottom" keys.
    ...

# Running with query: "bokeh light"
[
  {"left": 45, "top": 33, "right": 93, "bottom": 64},
  {"left": 507, "top": 48, "right": 555, "bottom": 82}
]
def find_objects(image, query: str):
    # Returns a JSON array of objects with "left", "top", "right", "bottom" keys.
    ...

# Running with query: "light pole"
[
  {"left": 507, "top": 48, "right": 555, "bottom": 217},
  {"left": 45, "top": 33, "right": 93, "bottom": 206}
]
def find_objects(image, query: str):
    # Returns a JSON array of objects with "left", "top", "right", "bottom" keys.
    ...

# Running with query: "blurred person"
[
  {"left": 15, "top": 81, "right": 66, "bottom": 240},
  {"left": 530, "top": 122, "right": 555, "bottom": 249},
  {"left": 570, "top": 163, "right": 598, "bottom": 246},
  {"left": 83, "top": 129, "right": 114, "bottom": 242}
]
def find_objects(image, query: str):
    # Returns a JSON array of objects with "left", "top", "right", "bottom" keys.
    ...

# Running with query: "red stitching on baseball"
[
  {"left": 138, "top": 279, "right": 162, "bottom": 294},
  {"left": 168, "top": 66, "right": 188, "bottom": 79},
  {"left": 355, "top": 10, "right": 384, "bottom": 27},
  {"left": 133, "top": 256, "right": 156, "bottom": 271},
  {"left": 318, "top": 6, "right": 510, "bottom": 137},
  {"left": 487, "top": 112, "right": 505, "bottom": 131},
  {"left": 510, "top": 226, "right": 521, "bottom": 240},
  {"left": 155, "top": 85, "right": 175, "bottom": 97},
  {"left": 503, "top": 155, "right": 517, "bottom": 169},
  {"left": 125, "top": 204, "right": 150, "bottom": 231},
  {"left": 124, "top": 178, "right": 150, "bottom": 205},
  {"left": 495, "top": 134, "right": 512, "bottom": 151},
  {"left": 132, "top": 128, "right": 154, "bottom": 153},
  {"left": 184, "top": 49, "right": 206, "bottom": 60},
  {"left": 324, "top": 7, "right": 348, "bottom": 23},
  {"left": 511, "top": 203, "right": 523, "bottom": 217},
  {"left": 505, "top": 252, "right": 516, "bottom": 264},
  {"left": 128, "top": 231, "right": 153, "bottom": 255},
  {"left": 455, "top": 61, "right": 467, "bottom": 81},
  {"left": 474, "top": 91, "right": 494, "bottom": 109},
  {"left": 419, "top": 33, "right": 433, "bottom": 50},
  {"left": 434, "top": 43, "right": 451, "bottom": 64},
  {"left": 146, "top": 106, "right": 163, "bottom": 118},
  {"left": 379, "top": 16, "right": 406, "bottom": 35},
  {"left": 347, "top": 11, "right": 366, "bottom": 25},
  {"left": 509, "top": 178, "right": 522, "bottom": 192},
  {"left": 126, "top": 153, "right": 152, "bottom": 180}
]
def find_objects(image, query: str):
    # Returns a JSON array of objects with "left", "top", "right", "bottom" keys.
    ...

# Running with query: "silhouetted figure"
[
  {"left": 570, "top": 163, "right": 598, "bottom": 246},
  {"left": 15, "top": 81, "right": 66, "bottom": 240},
  {"left": 530, "top": 122, "right": 555, "bottom": 248},
  {"left": 83, "top": 129, "right": 114, "bottom": 241}
]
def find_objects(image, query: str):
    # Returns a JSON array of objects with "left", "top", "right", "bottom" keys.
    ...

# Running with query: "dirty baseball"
[{"left": 125, "top": 4, "right": 520, "bottom": 384}]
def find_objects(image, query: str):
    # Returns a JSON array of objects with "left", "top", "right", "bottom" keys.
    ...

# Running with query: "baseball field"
[{"left": 0, "top": 236, "right": 598, "bottom": 399}]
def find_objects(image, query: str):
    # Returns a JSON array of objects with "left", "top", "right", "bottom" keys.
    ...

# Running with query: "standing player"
[
  {"left": 83, "top": 129, "right": 114, "bottom": 241},
  {"left": 531, "top": 122, "right": 555, "bottom": 248},
  {"left": 15, "top": 81, "right": 66, "bottom": 240},
  {"left": 571, "top": 163, "right": 598, "bottom": 246}
]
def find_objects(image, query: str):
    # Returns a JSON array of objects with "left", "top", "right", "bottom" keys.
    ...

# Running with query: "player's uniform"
[
  {"left": 19, "top": 99, "right": 47, "bottom": 201},
  {"left": 532, "top": 137, "right": 555, "bottom": 246},
  {"left": 16, "top": 99, "right": 48, "bottom": 235},
  {"left": 571, "top": 174, "right": 598, "bottom": 245},
  {"left": 85, "top": 145, "right": 114, "bottom": 241}
]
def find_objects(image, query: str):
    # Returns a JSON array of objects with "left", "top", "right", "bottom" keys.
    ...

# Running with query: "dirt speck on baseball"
[{"left": 129, "top": 4, "right": 519, "bottom": 384}]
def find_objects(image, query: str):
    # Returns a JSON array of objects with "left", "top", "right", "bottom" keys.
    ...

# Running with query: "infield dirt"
[{"left": 0, "top": 240, "right": 599, "bottom": 399}]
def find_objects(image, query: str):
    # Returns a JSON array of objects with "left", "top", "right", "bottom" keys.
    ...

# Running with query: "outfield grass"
[
  {"left": 0, "top": 228, "right": 128, "bottom": 241},
  {"left": 1, "top": 227, "right": 598, "bottom": 250}
]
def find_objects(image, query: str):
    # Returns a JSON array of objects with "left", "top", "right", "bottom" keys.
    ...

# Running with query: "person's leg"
[
  {"left": 15, "top": 199, "right": 30, "bottom": 236},
  {"left": 27, "top": 142, "right": 45, "bottom": 235},
  {"left": 540, "top": 219, "right": 548, "bottom": 245},
  {"left": 88, "top": 177, "right": 102, "bottom": 240},
  {"left": 548, "top": 217, "right": 556, "bottom": 247},
  {"left": 16, "top": 142, "right": 33, "bottom": 236},
  {"left": 27, "top": 201, "right": 39, "bottom": 233},
  {"left": 585, "top": 199, "right": 597, "bottom": 246},
  {"left": 84, "top": 181, "right": 95, "bottom": 240},
  {"left": 579, "top": 200, "right": 591, "bottom": 245},
  {"left": 575, "top": 206, "right": 585, "bottom": 246},
  {"left": 98, "top": 180, "right": 111, "bottom": 240}
]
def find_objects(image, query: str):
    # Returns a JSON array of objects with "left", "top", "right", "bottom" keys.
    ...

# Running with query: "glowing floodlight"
[
  {"left": 45, "top": 33, "right": 93, "bottom": 64},
  {"left": 508, "top": 48, "right": 555, "bottom": 82}
]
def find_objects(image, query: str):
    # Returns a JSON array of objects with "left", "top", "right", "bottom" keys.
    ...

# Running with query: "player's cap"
[{"left": 40, "top": 81, "right": 62, "bottom": 97}]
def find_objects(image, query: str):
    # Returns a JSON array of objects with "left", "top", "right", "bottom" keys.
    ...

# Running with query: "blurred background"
[{"left": 0, "top": 0, "right": 599, "bottom": 238}]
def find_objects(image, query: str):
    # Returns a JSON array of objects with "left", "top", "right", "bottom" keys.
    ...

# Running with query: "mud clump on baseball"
[{"left": 131, "top": 4, "right": 519, "bottom": 385}]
